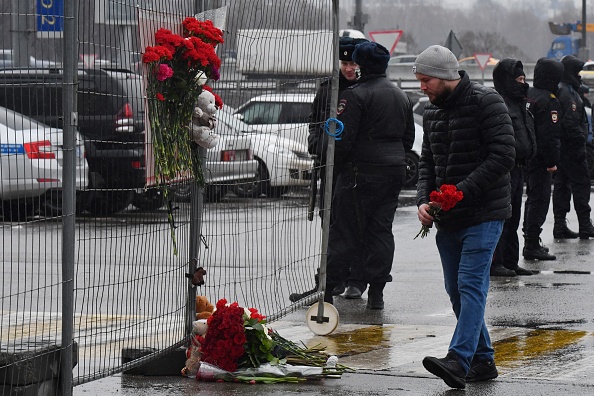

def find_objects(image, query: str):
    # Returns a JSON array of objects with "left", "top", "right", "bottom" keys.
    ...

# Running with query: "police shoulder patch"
[
  {"left": 551, "top": 110, "right": 558, "bottom": 123},
  {"left": 337, "top": 99, "right": 347, "bottom": 115}
]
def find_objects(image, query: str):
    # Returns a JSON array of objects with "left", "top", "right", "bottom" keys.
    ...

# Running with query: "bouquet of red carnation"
[
  {"left": 196, "top": 299, "right": 275, "bottom": 373},
  {"left": 415, "top": 184, "right": 464, "bottom": 239}
]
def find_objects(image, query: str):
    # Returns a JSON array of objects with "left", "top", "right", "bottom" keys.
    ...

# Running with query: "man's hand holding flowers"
[{"left": 415, "top": 184, "right": 464, "bottom": 239}]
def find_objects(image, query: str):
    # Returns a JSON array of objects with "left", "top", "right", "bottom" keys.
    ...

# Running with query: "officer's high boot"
[
  {"left": 578, "top": 219, "right": 594, "bottom": 239},
  {"left": 523, "top": 235, "right": 556, "bottom": 260},
  {"left": 367, "top": 283, "right": 385, "bottom": 310},
  {"left": 553, "top": 216, "right": 579, "bottom": 239}
]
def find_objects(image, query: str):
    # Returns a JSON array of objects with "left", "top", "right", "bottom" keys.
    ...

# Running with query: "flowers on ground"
[
  {"left": 415, "top": 184, "right": 464, "bottom": 239},
  {"left": 190, "top": 299, "right": 352, "bottom": 383}
]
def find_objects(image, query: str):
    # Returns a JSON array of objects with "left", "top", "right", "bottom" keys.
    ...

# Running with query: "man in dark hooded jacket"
[
  {"left": 325, "top": 41, "right": 415, "bottom": 309},
  {"left": 552, "top": 55, "right": 594, "bottom": 239},
  {"left": 523, "top": 58, "right": 563, "bottom": 260},
  {"left": 491, "top": 58, "right": 537, "bottom": 276}
]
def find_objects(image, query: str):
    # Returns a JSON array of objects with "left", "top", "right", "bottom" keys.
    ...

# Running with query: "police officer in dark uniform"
[
  {"left": 289, "top": 36, "right": 367, "bottom": 303},
  {"left": 491, "top": 58, "right": 537, "bottom": 276},
  {"left": 553, "top": 55, "right": 594, "bottom": 239},
  {"left": 523, "top": 58, "right": 563, "bottom": 260},
  {"left": 325, "top": 42, "right": 415, "bottom": 309}
]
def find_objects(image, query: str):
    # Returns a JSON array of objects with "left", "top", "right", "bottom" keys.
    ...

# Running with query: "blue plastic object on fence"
[{"left": 324, "top": 118, "right": 344, "bottom": 140}]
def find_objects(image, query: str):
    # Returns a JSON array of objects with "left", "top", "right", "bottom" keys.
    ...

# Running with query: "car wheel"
[
  {"left": 587, "top": 143, "right": 594, "bottom": 181},
  {"left": 235, "top": 160, "right": 269, "bottom": 198},
  {"left": 132, "top": 188, "right": 166, "bottom": 211},
  {"left": 404, "top": 151, "right": 419, "bottom": 187},
  {"left": 2, "top": 199, "right": 35, "bottom": 222},
  {"left": 84, "top": 190, "right": 135, "bottom": 216},
  {"left": 204, "top": 185, "right": 228, "bottom": 203},
  {"left": 170, "top": 181, "right": 192, "bottom": 202}
]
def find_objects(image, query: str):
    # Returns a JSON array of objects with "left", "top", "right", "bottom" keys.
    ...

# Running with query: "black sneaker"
[
  {"left": 422, "top": 352, "right": 466, "bottom": 389},
  {"left": 466, "top": 359, "right": 498, "bottom": 382}
]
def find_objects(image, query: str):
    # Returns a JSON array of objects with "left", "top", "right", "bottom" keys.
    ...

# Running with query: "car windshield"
[
  {"left": 0, "top": 106, "right": 47, "bottom": 131},
  {"left": 217, "top": 108, "right": 254, "bottom": 135}
]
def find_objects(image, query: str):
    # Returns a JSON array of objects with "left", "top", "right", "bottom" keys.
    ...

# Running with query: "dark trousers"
[
  {"left": 326, "top": 167, "right": 405, "bottom": 292},
  {"left": 523, "top": 163, "right": 552, "bottom": 237},
  {"left": 553, "top": 148, "right": 592, "bottom": 225},
  {"left": 493, "top": 166, "right": 524, "bottom": 268}
]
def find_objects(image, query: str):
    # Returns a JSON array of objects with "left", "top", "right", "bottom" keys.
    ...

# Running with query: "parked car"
[
  {"left": 388, "top": 54, "right": 418, "bottom": 65},
  {"left": 222, "top": 106, "right": 312, "bottom": 198},
  {"left": 0, "top": 67, "right": 146, "bottom": 215},
  {"left": 233, "top": 93, "right": 314, "bottom": 147},
  {"left": 132, "top": 107, "right": 259, "bottom": 209},
  {"left": 0, "top": 49, "right": 59, "bottom": 69},
  {"left": 1, "top": 106, "right": 88, "bottom": 220}
]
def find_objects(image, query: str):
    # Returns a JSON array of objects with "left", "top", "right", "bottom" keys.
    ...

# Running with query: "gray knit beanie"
[{"left": 413, "top": 45, "right": 460, "bottom": 80}]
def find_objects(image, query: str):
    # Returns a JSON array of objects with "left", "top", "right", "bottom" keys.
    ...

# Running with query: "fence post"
[{"left": 60, "top": 0, "right": 78, "bottom": 394}]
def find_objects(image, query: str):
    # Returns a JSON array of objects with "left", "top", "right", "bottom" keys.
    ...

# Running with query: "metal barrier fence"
[{"left": 1, "top": 0, "right": 335, "bottom": 394}]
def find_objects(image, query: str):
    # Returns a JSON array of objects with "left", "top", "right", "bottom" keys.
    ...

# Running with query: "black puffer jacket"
[
  {"left": 334, "top": 74, "right": 415, "bottom": 174},
  {"left": 307, "top": 73, "right": 357, "bottom": 161},
  {"left": 527, "top": 58, "right": 563, "bottom": 168},
  {"left": 557, "top": 55, "right": 588, "bottom": 154},
  {"left": 492, "top": 58, "right": 536, "bottom": 165},
  {"left": 416, "top": 71, "right": 516, "bottom": 231}
]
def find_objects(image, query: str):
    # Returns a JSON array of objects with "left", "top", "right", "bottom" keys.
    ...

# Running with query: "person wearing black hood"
[
  {"left": 552, "top": 55, "right": 594, "bottom": 239},
  {"left": 324, "top": 41, "right": 415, "bottom": 309},
  {"left": 289, "top": 36, "right": 368, "bottom": 303},
  {"left": 491, "top": 58, "right": 537, "bottom": 276},
  {"left": 523, "top": 58, "right": 563, "bottom": 260}
]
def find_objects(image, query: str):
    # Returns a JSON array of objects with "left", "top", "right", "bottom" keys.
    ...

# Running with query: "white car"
[
  {"left": 223, "top": 107, "right": 312, "bottom": 198},
  {"left": 1, "top": 106, "right": 88, "bottom": 220},
  {"left": 0, "top": 49, "right": 59, "bottom": 69},
  {"left": 233, "top": 93, "right": 314, "bottom": 147}
]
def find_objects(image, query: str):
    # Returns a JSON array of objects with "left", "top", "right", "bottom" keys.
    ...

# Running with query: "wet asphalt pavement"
[{"left": 75, "top": 188, "right": 594, "bottom": 395}]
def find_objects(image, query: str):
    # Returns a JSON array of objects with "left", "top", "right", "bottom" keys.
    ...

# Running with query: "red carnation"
[{"left": 416, "top": 184, "right": 464, "bottom": 239}]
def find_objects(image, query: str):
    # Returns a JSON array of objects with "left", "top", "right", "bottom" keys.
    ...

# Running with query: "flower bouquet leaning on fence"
[
  {"left": 182, "top": 299, "right": 352, "bottom": 383},
  {"left": 415, "top": 184, "right": 464, "bottom": 239},
  {"left": 142, "top": 18, "right": 223, "bottom": 252}
]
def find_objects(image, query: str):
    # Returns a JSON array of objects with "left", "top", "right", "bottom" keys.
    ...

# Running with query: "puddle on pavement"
[
  {"left": 494, "top": 328, "right": 589, "bottom": 371},
  {"left": 304, "top": 325, "right": 394, "bottom": 357}
]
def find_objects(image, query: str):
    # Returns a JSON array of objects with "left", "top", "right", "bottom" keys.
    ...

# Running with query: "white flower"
[
  {"left": 261, "top": 323, "right": 272, "bottom": 340},
  {"left": 194, "top": 71, "right": 208, "bottom": 86},
  {"left": 325, "top": 355, "right": 338, "bottom": 368}
]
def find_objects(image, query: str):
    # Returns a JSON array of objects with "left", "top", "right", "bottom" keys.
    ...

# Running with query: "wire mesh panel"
[{"left": 1, "top": 0, "right": 336, "bottom": 390}]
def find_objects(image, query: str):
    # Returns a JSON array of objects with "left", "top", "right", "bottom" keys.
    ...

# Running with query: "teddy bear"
[
  {"left": 181, "top": 318, "right": 209, "bottom": 377},
  {"left": 195, "top": 295, "right": 214, "bottom": 320},
  {"left": 191, "top": 89, "right": 220, "bottom": 149}
]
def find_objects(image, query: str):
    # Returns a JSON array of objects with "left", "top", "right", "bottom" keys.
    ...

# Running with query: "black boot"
[
  {"left": 367, "top": 283, "right": 385, "bottom": 309},
  {"left": 506, "top": 265, "right": 534, "bottom": 276},
  {"left": 579, "top": 219, "right": 594, "bottom": 239},
  {"left": 289, "top": 270, "right": 320, "bottom": 302},
  {"left": 553, "top": 218, "right": 579, "bottom": 239},
  {"left": 523, "top": 235, "right": 556, "bottom": 260},
  {"left": 490, "top": 263, "right": 517, "bottom": 277}
]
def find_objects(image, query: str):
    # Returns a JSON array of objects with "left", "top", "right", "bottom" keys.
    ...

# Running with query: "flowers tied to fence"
[
  {"left": 143, "top": 18, "right": 223, "bottom": 253},
  {"left": 189, "top": 299, "right": 351, "bottom": 382},
  {"left": 415, "top": 184, "right": 464, "bottom": 239},
  {"left": 143, "top": 17, "right": 224, "bottom": 187}
]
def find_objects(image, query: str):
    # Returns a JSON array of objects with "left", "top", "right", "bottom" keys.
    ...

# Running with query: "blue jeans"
[{"left": 435, "top": 220, "right": 504, "bottom": 373}]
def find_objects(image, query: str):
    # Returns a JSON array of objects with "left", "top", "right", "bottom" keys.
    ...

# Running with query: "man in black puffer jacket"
[
  {"left": 491, "top": 58, "right": 537, "bottom": 277},
  {"left": 523, "top": 58, "right": 563, "bottom": 260},
  {"left": 413, "top": 45, "right": 515, "bottom": 389},
  {"left": 324, "top": 41, "right": 415, "bottom": 309},
  {"left": 553, "top": 55, "right": 594, "bottom": 239}
]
